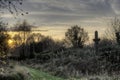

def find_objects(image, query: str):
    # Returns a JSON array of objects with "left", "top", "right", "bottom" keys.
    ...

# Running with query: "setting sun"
[{"left": 8, "top": 39, "right": 14, "bottom": 47}]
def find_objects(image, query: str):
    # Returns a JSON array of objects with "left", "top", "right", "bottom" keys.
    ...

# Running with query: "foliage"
[
  {"left": 13, "top": 34, "right": 22, "bottom": 47},
  {"left": 0, "top": 21, "right": 7, "bottom": 32},
  {"left": 13, "top": 20, "right": 32, "bottom": 32},
  {"left": 0, "top": 33, "right": 10, "bottom": 56},
  {"left": 13, "top": 20, "right": 32, "bottom": 43},
  {"left": 111, "top": 18, "right": 120, "bottom": 33},
  {"left": 0, "top": 72, "right": 25, "bottom": 80},
  {"left": 10, "top": 20, "right": 33, "bottom": 60},
  {"left": 31, "top": 36, "right": 65, "bottom": 62},
  {"left": 26, "top": 33, "right": 43, "bottom": 44},
  {"left": 35, "top": 36, "right": 64, "bottom": 52},
  {"left": 27, "top": 67, "right": 64, "bottom": 80},
  {"left": 98, "top": 38, "right": 114, "bottom": 48},
  {"left": 6, "top": 20, "right": 120, "bottom": 79},
  {"left": 27, "top": 35, "right": 65, "bottom": 54},
  {"left": 29, "top": 47, "right": 102, "bottom": 78},
  {"left": 65, "top": 25, "right": 89, "bottom": 48},
  {"left": 99, "top": 44, "right": 120, "bottom": 73},
  {"left": 26, "top": 41, "right": 120, "bottom": 78},
  {"left": 0, "top": 22, "right": 10, "bottom": 60},
  {"left": 11, "top": 34, "right": 65, "bottom": 60}
]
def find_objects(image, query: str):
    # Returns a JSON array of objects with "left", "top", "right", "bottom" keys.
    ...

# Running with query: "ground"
[
  {"left": 0, "top": 60, "right": 120, "bottom": 80},
  {"left": 26, "top": 67, "right": 64, "bottom": 80},
  {"left": 1, "top": 65, "right": 119, "bottom": 80}
]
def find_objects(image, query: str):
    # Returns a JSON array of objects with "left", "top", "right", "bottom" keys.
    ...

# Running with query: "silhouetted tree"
[
  {"left": 26, "top": 33, "right": 43, "bottom": 44},
  {"left": 0, "top": 21, "right": 7, "bottom": 32},
  {"left": 0, "top": 33, "right": 10, "bottom": 54},
  {"left": 35, "top": 36, "right": 54, "bottom": 53},
  {"left": 13, "top": 34, "right": 22, "bottom": 47},
  {"left": 0, "top": 0, "right": 28, "bottom": 15},
  {"left": 13, "top": 20, "right": 32, "bottom": 43},
  {"left": 0, "top": 21, "right": 10, "bottom": 60},
  {"left": 105, "top": 18, "right": 120, "bottom": 40},
  {"left": 26, "top": 33, "right": 44, "bottom": 59},
  {"left": 65, "top": 25, "right": 89, "bottom": 48},
  {"left": 12, "top": 20, "right": 32, "bottom": 60}
]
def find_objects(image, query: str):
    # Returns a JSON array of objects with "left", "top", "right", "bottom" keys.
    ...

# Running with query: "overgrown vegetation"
[
  {"left": 65, "top": 25, "right": 89, "bottom": 48},
  {"left": 0, "top": 18, "right": 120, "bottom": 80}
]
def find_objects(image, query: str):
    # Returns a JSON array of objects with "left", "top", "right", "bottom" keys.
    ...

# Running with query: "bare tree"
[
  {"left": 104, "top": 18, "right": 120, "bottom": 42},
  {"left": 13, "top": 34, "right": 22, "bottom": 47},
  {"left": 12, "top": 20, "right": 32, "bottom": 59},
  {"left": 0, "top": 21, "right": 7, "bottom": 32},
  {"left": 65, "top": 25, "right": 89, "bottom": 48},
  {"left": 0, "top": 0, "right": 28, "bottom": 15},
  {"left": 26, "top": 33, "right": 43, "bottom": 44},
  {"left": 13, "top": 20, "right": 32, "bottom": 43},
  {"left": 0, "top": 21, "right": 10, "bottom": 60}
]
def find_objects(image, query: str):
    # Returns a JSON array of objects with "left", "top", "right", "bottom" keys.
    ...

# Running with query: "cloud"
[
  {"left": 1, "top": 14, "right": 14, "bottom": 18},
  {"left": 1, "top": 0, "right": 119, "bottom": 40},
  {"left": 111, "top": 0, "right": 120, "bottom": 14},
  {"left": 4, "top": 0, "right": 120, "bottom": 27}
]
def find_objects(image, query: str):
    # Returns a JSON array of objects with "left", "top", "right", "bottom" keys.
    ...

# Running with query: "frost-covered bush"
[
  {"left": 99, "top": 44, "right": 120, "bottom": 73},
  {"left": 39, "top": 47, "right": 103, "bottom": 78}
]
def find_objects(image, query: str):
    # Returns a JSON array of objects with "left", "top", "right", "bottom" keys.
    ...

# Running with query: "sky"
[{"left": 1, "top": 0, "right": 120, "bottom": 42}]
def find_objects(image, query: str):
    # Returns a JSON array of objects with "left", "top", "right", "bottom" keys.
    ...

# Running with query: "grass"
[
  {"left": 25, "top": 67, "right": 120, "bottom": 80},
  {"left": 26, "top": 67, "right": 65, "bottom": 80},
  {"left": 27, "top": 68, "right": 120, "bottom": 80},
  {"left": 1, "top": 65, "right": 120, "bottom": 80},
  {"left": 4, "top": 61, "right": 120, "bottom": 80}
]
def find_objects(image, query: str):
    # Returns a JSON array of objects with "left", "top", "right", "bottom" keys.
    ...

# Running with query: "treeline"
[
  {"left": 0, "top": 20, "right": 66, "bottom": 60},
  {"left": 0, "top": 18, "right": 120, "bottom": 78}
]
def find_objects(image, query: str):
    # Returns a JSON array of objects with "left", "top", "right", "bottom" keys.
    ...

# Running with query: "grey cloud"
[
  {"left": 4, "top": 0, "right": 119, "bottom": 26},
  {"left": 111, "top": 0, "right": 120, "bottom": 14},
  {"left": 24, "top": 0, "right": 115, "bottom": 15},
  {"left": 25, "top": 13, "right": 104, "bottom": 27}
]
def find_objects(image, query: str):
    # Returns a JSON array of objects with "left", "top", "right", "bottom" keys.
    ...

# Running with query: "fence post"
[{"left": 93, "top": 31, "right": 100, "bottom": 53}]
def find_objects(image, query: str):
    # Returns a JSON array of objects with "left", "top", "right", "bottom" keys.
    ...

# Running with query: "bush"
[
  {"left": 0, "top": 72, "right": 25, "bottom": 80},
  {"left": 99, "top": 44, "right": 120, "bottom": 73},
  {"left": 37, "top": 47, "right": 103, "bottom": 78}
]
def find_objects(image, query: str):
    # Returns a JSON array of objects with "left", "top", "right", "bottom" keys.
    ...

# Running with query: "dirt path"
[{"left": 20, "top": 66, "right": 65, "bottom": 80}]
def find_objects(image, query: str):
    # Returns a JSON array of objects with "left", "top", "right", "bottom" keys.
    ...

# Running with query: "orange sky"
[
  {"left": 8, "top": 24, "right": 108, "bottom": 45},
  {"left": 32, "top": 26, "right": 108, "bottom": 43}
]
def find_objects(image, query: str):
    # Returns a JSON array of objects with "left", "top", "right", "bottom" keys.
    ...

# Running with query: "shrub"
[
  {"left": 99, "top": 44, "right": 120, "bottom": 73},
  {"left": 38, "top": 47, "right": 103, "bottom": 78},
  {"left": 0, "top": 72, "right": 25, "bottom": 80}
]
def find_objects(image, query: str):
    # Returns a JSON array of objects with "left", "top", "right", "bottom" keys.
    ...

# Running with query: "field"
[
  {"left": 10, "top": 65, "right": 120, "bottom": 80},
  {"left": 27, "top": 67, "right": 64, "bottom": 80},
  {"left": 27, "top": 68, "right": 120, "bottom": 80}
]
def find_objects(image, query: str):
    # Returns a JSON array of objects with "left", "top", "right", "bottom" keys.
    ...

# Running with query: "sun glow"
[{"left": 8, "top": 39, "right": 14, "bottom": 47}]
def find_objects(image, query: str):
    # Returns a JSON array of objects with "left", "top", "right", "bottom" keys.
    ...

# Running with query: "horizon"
[
  {"left": 1, "top": 1, "right": 120, "bottom": 79},
  {"left": 7, "top": 25, "right": 107, "bottom": 45},
  {"left": 1, "top": 0, "right": 119, "bottom": 43}
]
